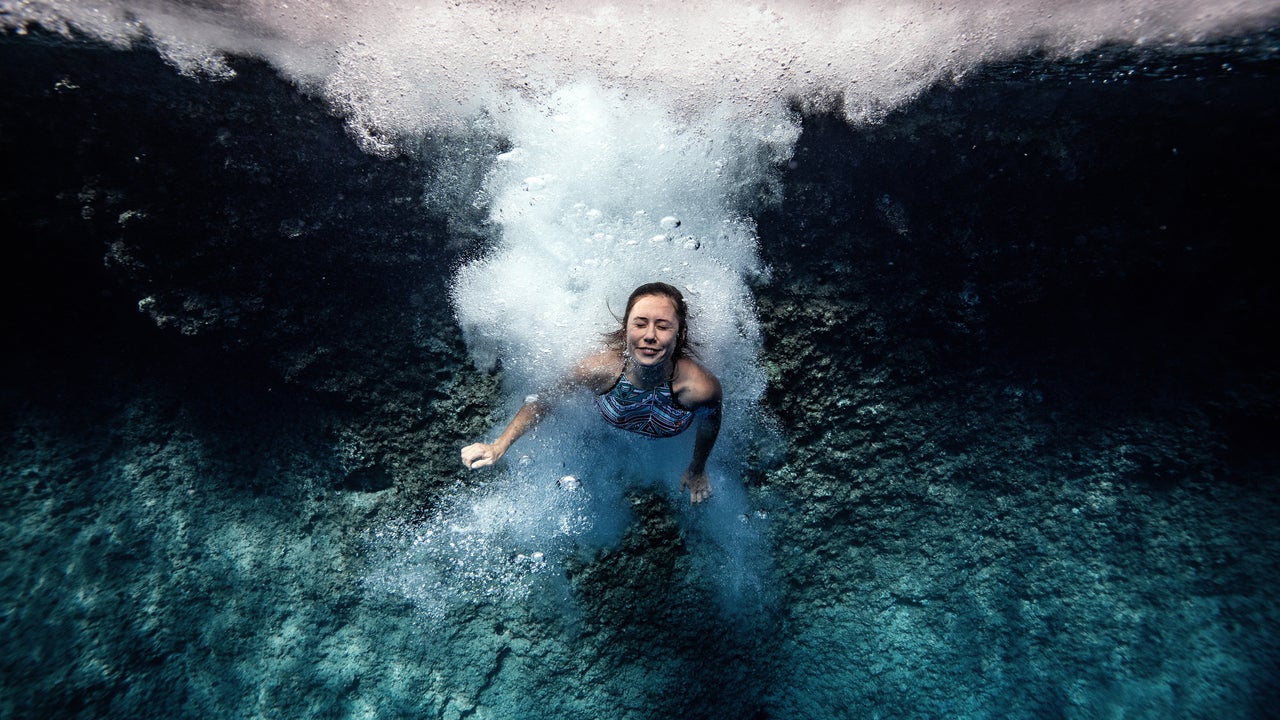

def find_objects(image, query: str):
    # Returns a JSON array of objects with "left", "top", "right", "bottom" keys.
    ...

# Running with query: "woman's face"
[{"left": 625, "top": 294, "right": 680, "bottom": 368}]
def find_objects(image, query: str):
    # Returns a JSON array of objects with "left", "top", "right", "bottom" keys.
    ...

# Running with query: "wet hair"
[{"left": 603, "top": 282, "right": 696, "bottom": 360}]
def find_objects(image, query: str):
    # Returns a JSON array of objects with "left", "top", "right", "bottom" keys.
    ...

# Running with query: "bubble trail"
[{"left": 439, "top": 81, "right": 796, "bottom": 615}]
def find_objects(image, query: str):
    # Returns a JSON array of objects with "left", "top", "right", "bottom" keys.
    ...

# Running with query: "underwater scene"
[{"left": 2, "top": 1, "right": 1279, "bottom": 718}]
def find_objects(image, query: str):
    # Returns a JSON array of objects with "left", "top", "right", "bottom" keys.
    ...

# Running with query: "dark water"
[{"left": 3, "top": 27, "right": 1280, "bottom": 720}]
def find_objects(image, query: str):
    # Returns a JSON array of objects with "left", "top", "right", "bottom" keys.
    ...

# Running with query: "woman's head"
[{"left": 605, "top": 282, "right": 693, "bottom": 362}]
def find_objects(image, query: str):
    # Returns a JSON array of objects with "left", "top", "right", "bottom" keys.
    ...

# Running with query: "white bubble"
[{"left": 522, "top": 175, "right": 552, "bottom": 191}]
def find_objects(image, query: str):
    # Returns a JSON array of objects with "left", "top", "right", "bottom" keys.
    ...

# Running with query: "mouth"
[{"left": 634, "top": 346, "right": 663, "bottom": 357}]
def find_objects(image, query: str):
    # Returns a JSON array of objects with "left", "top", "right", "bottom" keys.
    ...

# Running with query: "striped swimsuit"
[{"left": 595, "top": 371, "right": 695, "bottom": 439}]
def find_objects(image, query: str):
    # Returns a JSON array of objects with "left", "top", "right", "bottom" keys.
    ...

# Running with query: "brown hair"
[{"left": 603, "top": 282, "right": 695, "bottom": 360}]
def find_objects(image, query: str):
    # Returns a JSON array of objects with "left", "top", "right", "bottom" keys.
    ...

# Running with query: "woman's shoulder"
[
  {"left": 572, "top": 350, "right": 625, "bottom": 392},
  {"left": 674, "top": 357, "right": 721, "bottom": 407}
]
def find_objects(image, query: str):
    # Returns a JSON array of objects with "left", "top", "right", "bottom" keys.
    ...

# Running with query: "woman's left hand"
[{"left": 680, "top": 468, "right": 712, "bottom": 504}]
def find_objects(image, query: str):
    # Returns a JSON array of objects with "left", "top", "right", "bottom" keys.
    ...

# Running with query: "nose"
[{"left": 642, "top": 324, "right": 658, "bottom": 342}]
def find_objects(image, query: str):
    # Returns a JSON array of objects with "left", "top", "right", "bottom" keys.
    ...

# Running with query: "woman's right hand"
[{"left": 460, "top": 442, "right": 501, "bottom": 469}]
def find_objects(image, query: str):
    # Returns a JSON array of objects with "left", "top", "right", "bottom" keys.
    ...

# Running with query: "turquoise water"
[{"left": 3, "top": 3, "right": 1280, "bottom": 718}]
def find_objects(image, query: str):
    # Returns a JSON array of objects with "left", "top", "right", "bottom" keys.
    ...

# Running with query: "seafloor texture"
[{"left": 3, "top": 31, "right": 1279, "bottom": 719}]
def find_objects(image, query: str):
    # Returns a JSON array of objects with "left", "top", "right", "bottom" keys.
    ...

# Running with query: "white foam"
[{"left": 6, "top": 1, "right": 1277, "bottom": 145}]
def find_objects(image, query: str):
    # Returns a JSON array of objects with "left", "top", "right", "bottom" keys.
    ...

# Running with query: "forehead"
[{"left": 628, "top": 294, "right": 678, "bottom": 321}]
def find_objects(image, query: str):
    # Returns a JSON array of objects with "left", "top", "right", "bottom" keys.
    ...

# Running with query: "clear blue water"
[{"left": 2, "top": 4, "right": 1280, "bottom": 719}]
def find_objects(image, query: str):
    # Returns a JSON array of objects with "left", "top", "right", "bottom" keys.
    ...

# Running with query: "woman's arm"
[
  {"left": 680, "top": 401, "right": 721, "bottom": 503},
  {"left": 460, "top": 397, "right": 549, "bottom": 469},
  {"left": 676, "top": 361, "right": 723, "bottom": 503},
  {"left": 460, "top": 352, "right": 621, "bottom": 470}
]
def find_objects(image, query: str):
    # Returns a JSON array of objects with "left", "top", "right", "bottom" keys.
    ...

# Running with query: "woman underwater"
[{"left": 460, "top": 282, "right": 722, "bottom": 503}]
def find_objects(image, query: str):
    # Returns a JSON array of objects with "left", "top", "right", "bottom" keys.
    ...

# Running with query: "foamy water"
[{"left": 7, "top": 1, "right": 1278, "bottom": 139}]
